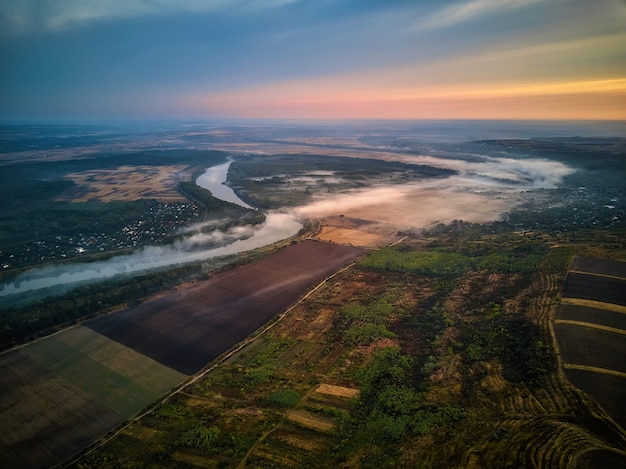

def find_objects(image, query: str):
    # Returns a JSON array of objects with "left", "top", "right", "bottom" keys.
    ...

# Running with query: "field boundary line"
[
  {"left": 59, "top": 253, "right": 363, "bottom": 469},
  {"left": 569, "top": 270, "right": 626, "bottom": 281},
  {"left": 554, "top": 319, "right": 626, "bottom": 336},
  {"left": 563, "top": 364, "right": 626, "bottom": 379},
  {"left": 389, "top": 235, "right": 408, "bottom": 247},
  {"left": 560, "top": 298, "right": 626, "bottom": 315}
]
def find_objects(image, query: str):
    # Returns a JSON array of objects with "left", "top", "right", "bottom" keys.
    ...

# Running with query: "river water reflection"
[{"left": 196, "top": 161, "right": 254, "bottom": 209}]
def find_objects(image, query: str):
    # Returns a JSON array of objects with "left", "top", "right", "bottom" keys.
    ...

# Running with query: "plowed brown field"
[
  {"left": 562, "top": 272, "right": 626, "bottom": 306},
  {"left": 554, "top": 324, "right": 626, "bottom": 374},
  {"left": 87, "top": 240, "right": 367, "bottom": 374},
  {"left": 563, "top": 368, "right": 626, "bottom": 430},
  {"left": 555, "top": 256, "right": 626, "bottom": 433},
  {"left": 569, "top": 256, "right": 626, "bottom": 278},
  {"left": 556, "top": 304, "right": 626, "bottom": 330}
]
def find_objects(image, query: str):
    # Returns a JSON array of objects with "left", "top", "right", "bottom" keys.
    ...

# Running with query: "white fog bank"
[
  {"left": 0, "top": 212, "right": 301, "bottom": 298},
  {"left": 295, "top": 155, "right": 576, "bottom": 229}
]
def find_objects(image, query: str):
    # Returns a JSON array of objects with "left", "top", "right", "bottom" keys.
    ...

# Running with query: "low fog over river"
[
  {"left": 0, "top": 148, "right": 578, "bottom": 301},
  {"left": 0, "top": 163, "right": 301, "bottom": 299}
]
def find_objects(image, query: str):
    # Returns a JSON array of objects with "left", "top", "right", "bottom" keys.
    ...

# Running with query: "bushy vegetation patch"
[
  {"left": 359, "top": 242, "right": 546, "bottom": 277},
  {"left": 179, "top": 425, "right": 221, "bottom": 450},
  {"left": 267, "top": 389, "right": 301, "bottom": 408},
  {"left": 359, "top": 249, "right": 473, "bottom": 277},
  {"left": 463, "top": 303, "right": 556, "bottom": 387},
  {"left": 335, "top": 300, "right": 397, "bottom": 346}
]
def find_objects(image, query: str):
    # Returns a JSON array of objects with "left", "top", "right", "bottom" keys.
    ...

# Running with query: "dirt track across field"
[{"left": 87, "top": 240, "right": 367, "bottom": 375}]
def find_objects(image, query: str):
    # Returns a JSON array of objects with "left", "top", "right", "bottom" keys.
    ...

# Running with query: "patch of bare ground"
[
  {"left": 172, "top": 451, "right": 219, "bottom": 467},
  {"left": 570, "top": 256, "right": 626, "bottom": 278},
  {"left": 274, "top": 433, "right": 323, "bottom": 452},
  {"left": 58, "top": 165, "right": 188, "bottom": 202},
  {"left": 314, "top": 383, "right": 360, "bottom": 399},
  {"left": 287, "top": 410, "right": 335, "bottom": 432},
  {"left": 315, "top": 225, "right": 388, "bottom": 247}
]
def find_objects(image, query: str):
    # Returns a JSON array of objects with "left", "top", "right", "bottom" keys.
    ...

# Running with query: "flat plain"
[
  {"left": 1, "top": 240, "right": 366, "bottom": 468},
  {"left": 0, "top": 326, "right": 185, "bottom": 468},
  {"left": 562, "top": 272, "right": 626, "bottom": 306},
  {"left": 58, "top": 165, "right": 188, "bottom": 202},
  {"left": 87, "top": 239, "right": 367, "bottom": 374},
  {"left": 569, "top": 256, "right": 626, "bottom": 278},
  {"left": 562, "top": 368, "right": 626, "bottom": 431}
]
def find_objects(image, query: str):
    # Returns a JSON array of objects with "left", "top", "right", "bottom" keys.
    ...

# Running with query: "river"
[
  {"left": 196, "top": 160, "right": 255, "bottom": 209},
  {"left": 0, "top": 162, "right": 301, "bottom": 299}
]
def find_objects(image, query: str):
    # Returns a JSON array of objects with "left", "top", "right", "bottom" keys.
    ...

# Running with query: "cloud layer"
[{"left": 1, "top": 0, "right": 624, "bottom": 119}]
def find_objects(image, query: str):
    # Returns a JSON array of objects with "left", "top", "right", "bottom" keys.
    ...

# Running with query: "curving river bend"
[{"left": 0, "top": 162, "right": 301, "bottom": 298}]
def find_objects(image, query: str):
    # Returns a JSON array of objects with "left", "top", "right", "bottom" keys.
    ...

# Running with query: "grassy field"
[{"left": 0, "top": 352, "right": 122, "bottom": 469}]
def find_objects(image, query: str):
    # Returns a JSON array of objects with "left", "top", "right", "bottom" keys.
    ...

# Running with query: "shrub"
[
  {"left": 179, "top": 425, "right": 220, "bottom": 450},
  {"left": 267, "top": 389, "right": 300, "bottom": 408}
]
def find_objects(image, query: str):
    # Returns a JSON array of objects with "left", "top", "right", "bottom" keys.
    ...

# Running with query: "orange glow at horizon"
[{"left": 188, "top": 77, "right": 626, "bottom": 120}]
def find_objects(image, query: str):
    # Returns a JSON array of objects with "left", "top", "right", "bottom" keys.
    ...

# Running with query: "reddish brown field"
[
  {"left": 556, "top": 304, "right": 626, "bottom": 331},
  {"left": 563, "top": 368, "right": 626, "bottom": 431},
  {"left": 87, "top": 240, "right": 367, "bottom": 375},
  {"left": 562, "top": 272, "right": 626, "bottom": 306}
]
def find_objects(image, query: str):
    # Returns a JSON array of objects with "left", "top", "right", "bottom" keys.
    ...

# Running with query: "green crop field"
[
  {"left": 0, "top": 326, "right": 186, "bottom": 468},
  {"left": 22, "top": 328, "right": 185, "bottom": 417}
]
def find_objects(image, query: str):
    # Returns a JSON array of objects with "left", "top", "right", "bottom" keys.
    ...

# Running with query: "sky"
[{"left": 1, "top": 0, "right": 625, "bottom": 120}]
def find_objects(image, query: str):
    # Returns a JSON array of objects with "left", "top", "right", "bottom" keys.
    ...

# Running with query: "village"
[{"left": 0, "top": 201, "right": 201, "bottom": 271}]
